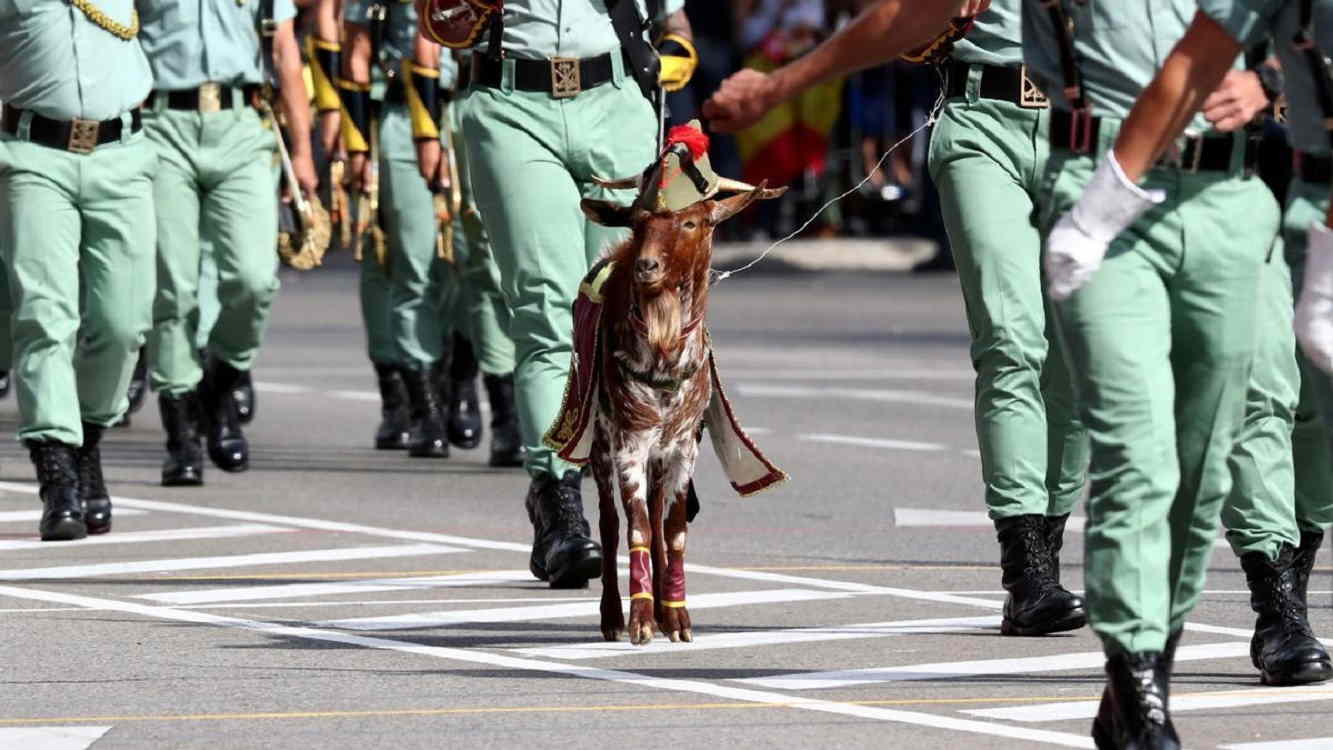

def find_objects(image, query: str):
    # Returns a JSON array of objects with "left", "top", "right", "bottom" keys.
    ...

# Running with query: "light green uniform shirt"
[
  {"left": 1022, "top": 0, "right": 1231, "bottom": 133},
  {"left": 953, "top": 0, "right": 1023, "bottom": 67},
  {"left": 498, "top": 0, "right": 685, "bottom": 60},
  {"left": 0, "top": 0, "right": 152, "bottom": 121},
  {"left": 138, "top": 0, "right": 297, "bottom": 91},
  {"left": 1200, "top": 0, "right": 1333, "bottom": 154}
]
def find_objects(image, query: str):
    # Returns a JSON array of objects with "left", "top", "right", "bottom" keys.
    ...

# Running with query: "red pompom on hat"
[{"left": 666, "top": 124, "right": 710, "bottom": 160}]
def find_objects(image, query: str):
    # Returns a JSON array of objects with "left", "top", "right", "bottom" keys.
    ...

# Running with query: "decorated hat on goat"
[{"left": 603, "top": 120, "right": 774, "bottom": 214}]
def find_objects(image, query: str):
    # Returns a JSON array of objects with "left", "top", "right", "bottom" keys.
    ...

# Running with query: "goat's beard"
[{"left": 641, "top": 287, "right": 683, "bottom": 363}]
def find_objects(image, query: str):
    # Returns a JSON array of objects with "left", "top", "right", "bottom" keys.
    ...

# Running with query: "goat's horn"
[
  {"left": 592, "top": 175, "right": 641, "bottom": 190},
  {"left": 715, "top": 176, "right": 760, "bottom": 193}
]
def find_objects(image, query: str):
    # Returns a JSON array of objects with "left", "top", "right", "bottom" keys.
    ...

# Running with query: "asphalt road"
[{"left": 0, "top": 264, "right": 1329, "bottom": 749}]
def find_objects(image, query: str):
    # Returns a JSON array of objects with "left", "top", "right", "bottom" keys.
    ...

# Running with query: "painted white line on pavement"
[
  {"left": 0, "top": 508, "right": 147, "bottom": 523},
  {"left": 0, "top": 524, "right": 289, "bottom": 552},
  {"left": 894, "top": 508, "right": 1087, "bottom": 531},
  {"left": 325, "top": 389, "right": 380, "bottom": 402},
  {"left": 0, "top": 584, "right": 1095, "bottom": 747},
  {"left": 140, "top": 569, "right": 535, "bottom": 605},
  {"left": 0, "top": 482, "right": 532, "bottom": 553},
  {"left": 0, "top": 726, "right": 112, "bottom": 749},
  {"left": 253, "top": 381, "right": 313, "bottom": 394},
  {"left": 1221, "top": 738, "right": 1333, "bottom": 749},
  {"left": 736, "top": 383, "right": 974, "bottom": 410},
  {"left": 966, "top": 684, "right": 1333, "bottom": 722},
  {"left": 318, "top": 588, "right": 854, "bottom": 631},
  {"left": 183, "top": 596, "right": 599, "bottom": 610},
  {"left": 800, "top": 434, "right": 947, "bottom": 452},
  {"left": 513, "top": 615, "right": 1001, "bottom": 660},
  {"left": 735, "top": 641, "right": 1250, "bottom": 691},
  {"left": 0, "top": 544, "right": 461, "bottom": 581}
]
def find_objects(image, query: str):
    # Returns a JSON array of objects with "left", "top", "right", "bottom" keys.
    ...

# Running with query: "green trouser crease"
[
  {"left": 439, "top": 102, "right": 515, "bottom": 377},
  {"left": 0, "top": 131, "right": 157, "bottom": 442},
  {"left": 145, "top": 107, "right": 280, "bottom": 396},
  {"left": 459, "top": 61, "right": 655, "bottom": 479},
  {"left": 346, "top": 189, "right": 398, "bottom": 366},
  {"left": 0, "top": 262, "right": 12, "bottom": 370},
  {"left": 380, "top": 104, "right": 444, "bottom": 369},
  {"left": 1285, "top": 180, "right": 1333, "bottom": 533},
  {"left": 1223, "top": 250, "right": 1302, "bottom": 560},
  {"left": 928, "top": 82, "right": 1088, "bottom": 521},
  {"left": 1041, "top": 134, "right": 1278, "bottom": 655}
]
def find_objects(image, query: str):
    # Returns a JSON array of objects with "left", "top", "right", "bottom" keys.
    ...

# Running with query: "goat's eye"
[{"left": 683, "top": 220, "right": 698, "bottom": 230}]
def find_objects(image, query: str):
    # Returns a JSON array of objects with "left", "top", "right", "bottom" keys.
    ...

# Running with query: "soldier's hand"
[
  {"left": 319, "top": 110, "right": 342, "bottom": 155},
  {"left": 291, "top": 151, "right": 319, "bottom": 198},
  {"left": 1202, "top": 70, "right": 1268, "bottom": 133},
  {"left": 704, "top": 69, "right": 780, "bottom": 134},
  {"left": 958, "top": 0, "right": 991, "bottom": 16},
  {"left": 417, "top": 139, "right": 442, "bottom": 187},
  {"left": 347, "top": 152, "right": 370, "bottom": 193}
]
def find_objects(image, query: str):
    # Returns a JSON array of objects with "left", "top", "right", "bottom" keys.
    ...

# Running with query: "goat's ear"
[
  {"left": 708, "top": 182, "right": 789, "bottom": 224},
  {"left": 581, "top": 199, "right": 636, "bottom": 228}
]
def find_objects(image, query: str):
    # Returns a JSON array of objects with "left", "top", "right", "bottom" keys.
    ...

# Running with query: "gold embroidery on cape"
[{"left": 70, "top": 0, "right": 140, "bottom": 41}]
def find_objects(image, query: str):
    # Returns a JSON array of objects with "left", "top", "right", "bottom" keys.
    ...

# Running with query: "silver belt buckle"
[
  {"left": 1019, "top": 65, "right": 1049, "bottom": 109},
  {"left": 198, "top": 82, "right": 223, "bottom": 113},
  {"left": 551, "top": 57, "right": 581, "bottom": 99},
  {"left": 67, "top": 118, "right": 99, "bottom": 154}
]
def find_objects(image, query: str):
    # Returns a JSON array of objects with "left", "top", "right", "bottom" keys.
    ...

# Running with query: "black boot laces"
[{"left": 78, "top": 445, "right": 106, "bottom": 498}]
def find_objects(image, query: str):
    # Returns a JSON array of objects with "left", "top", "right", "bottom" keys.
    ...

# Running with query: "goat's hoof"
[
  {"left": 680, "top": 628, "right": 693, "bottom": 643},
  {"left": 630, "top": 622, "right": 654, "bottom": 646},
  {"left": 667, "top": 630, "right": 681, "bottom": 643}
]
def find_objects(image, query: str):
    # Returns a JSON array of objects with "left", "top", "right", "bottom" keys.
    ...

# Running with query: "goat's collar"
[{"left": 614, "top": 352, "right": 702, "bottom": 393}]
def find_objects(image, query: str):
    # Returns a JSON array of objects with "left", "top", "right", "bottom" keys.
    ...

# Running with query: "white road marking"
[
  {"left": 0, "top": 524, "right": 288, "bottom": 552},
  {"left": 0, "top": 584, "right": 1096, "bottom": 747},
  {"left": 182, "top": 596, "right": 599, "bottom": 610},
  {"left": 253, "top": 381, "right": 313, "bottom": 394},
  {"left": 965, "top": 684, "right": 1333, "bottom": 722},
  {"left": 1220, "top": 738, "right": 1333, "bottom": 749},
  {"left": 0, "top": 726, "right": 112, "bottom": 749},
  {"left": 0, "top": 544, "right": 460, "bottom": 581},
  {"left": 800, "top": 434, "right": 947, "bottom": 452},
  {"left": 318, "top": 588, "right": 854, "bottom": 631},
  {"left": 325, "top": 389, "right": 380, "bottom": 402},
  {"left": 893, "top": 508, "right": 1087, "bottom": 531},
  {"left": 0, "top": 508, "right": 146, "bottom": 523},
  {"left": 513, "top": 615, "right": 1000, "bottom": 660},
  {"left": 735, "top": 641, "right": 1250, "bottom": 691},
  {"left": 0, "top": 482, "right": 531, "bottom": 553},
  {"left": 736, "top": 383, "right": 973, "bottom": 410},
  {"left": 140, "top": 570, "right": 535, "bottom": 605}
]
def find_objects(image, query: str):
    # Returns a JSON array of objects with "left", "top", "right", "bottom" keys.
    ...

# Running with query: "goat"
[{"left": 577, "top": 183, "right": 784, "bottom": 645}]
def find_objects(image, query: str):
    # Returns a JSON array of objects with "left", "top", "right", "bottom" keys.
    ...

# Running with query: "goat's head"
[{"left": 582, "top": 183, "right": 785, "bottom": 360}]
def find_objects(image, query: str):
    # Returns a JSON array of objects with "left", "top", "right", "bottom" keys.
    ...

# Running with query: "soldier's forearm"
[
  {"left": 1112, "top": 11, "right": 1242, "bottom": 182},
  {"left": 414, "top": 33, "right": 441, "bottom": 70},
  {"left": 663, "top": 9, "right": 691, "bottom": 43},
  {"left": 768, "top": 0, "right": 973, "bottom": 104},
  {"left": 342, "top": 23, "right": 372, "bottom": 84},
  {"left": 315, "top": 0, "right": 340, "bottom": 43},
  {"left": 275, "top": 22, "right": 314, "bottom": 157}
]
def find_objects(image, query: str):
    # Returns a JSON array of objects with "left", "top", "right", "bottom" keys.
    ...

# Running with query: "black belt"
[
  {"left": 1, "top": 104, "right": 142, "bottom": 154},
  {"left": 382, "top": 80, "right": 455, "bottom": 106},
  {"left": 469, "top": 50, "right": 622, "bottom": 98},
  {"left": 1049, "top": 109, "right": 1250, "bottom": 173},
  {"left": 945, "top": 62, "right": 1049, "bottom": 108},
  {"left": 1295, "top": 150, "right": 1332, "bottom": 184},
  {"left": 152, "top": 84, "right": 260, "bottom": 112}
]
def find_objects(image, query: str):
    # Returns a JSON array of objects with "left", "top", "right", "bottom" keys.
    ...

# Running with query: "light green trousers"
[
  {"left": 439, "top": 103, "right": 515, "bottom": 377},
  {"left": 0, "top": 262, "right": 12, "bottom": 371},
  {"left": 145, "top": 104, "right": 280, "bottom": 395},
  {"left": 928, "top": 75, "right": 1088, "bottom": 521},
  {"left": 380, "top": 104, "right": 445, "bottom": 369},
  {"left": 0, "top": 128, "right": 157, "bottom": 443},
  {"left": 356, "top": 185, "right": 398, "bottom": 366},
  {"left": 459, "top": 59, "right": 654, "bottom": 479},
  {"left": 1040, "top": 128, "right": 1278, "bottom": 655}
]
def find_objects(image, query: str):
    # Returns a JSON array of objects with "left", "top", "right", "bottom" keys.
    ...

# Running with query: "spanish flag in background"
[{"left": 734, "top": 31, "right": 844, "bottom": 187}]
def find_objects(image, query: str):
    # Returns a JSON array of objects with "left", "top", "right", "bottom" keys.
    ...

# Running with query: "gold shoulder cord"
[{"left": 69, "top": 0, "right": 140, "bottom": 41}]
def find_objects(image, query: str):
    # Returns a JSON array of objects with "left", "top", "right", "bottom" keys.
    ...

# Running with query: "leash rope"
[{"left": 712, "top": 68, "right": 948, "bottom": 283}]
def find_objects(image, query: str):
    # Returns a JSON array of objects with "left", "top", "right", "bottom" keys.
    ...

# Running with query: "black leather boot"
[
  {"left": 160, "top": 392, "right": 204, "bottom": 486},
  {"left": 199, "top": 359, "right": 249, "bottom": 472},
  {"left": 995, "top": 514, "right": 1087, "bottom": 635},
  {"left": 401, "top": 366, "right": 448, "bottom": 458},
  {"left": 1092, "top": 649, "right": 1179, "bottom": 750},
  {"left": 484, "top": 373, "right": 523, "bottom": 468},
  {"left": 1241, "top": 546, "right": 1332, "bottom": 685},
  {"left": 126, "top": 349, "right": 148, "bottom": 415},
  {"left": 233, "top": 368, "right": 255, "bottom": 425},
  {"left": 0, "top": 369, "right": 10, "bottom": 399},
  {"left": 77, "top": 422, "right": 112, "bottom": 535},
  {"left": 373, "top": 363, "right": 411, "bottom": 450},
  {"left": 28, "top": 440, "right": 85, "bottom": 542},
  {"left": 1294, "top": 530, "right": 1325, "bottom": 611},
  {"left": 1045, "top": 513, "right": 1089, "bottom": 615},
  {"left": 446, "top": 334, "right": 483, "bottom": 449},
  {"left": 525, "top": 470, "right": 602, "bottom": 588}
]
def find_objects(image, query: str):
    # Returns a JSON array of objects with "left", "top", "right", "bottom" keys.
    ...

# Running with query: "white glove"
[
  {"left": 1045, "top": 151, "right": 1165, "bottom": 301},
  {"left": 1295, "top": 221, "right": 1333, "bottom": 374}
]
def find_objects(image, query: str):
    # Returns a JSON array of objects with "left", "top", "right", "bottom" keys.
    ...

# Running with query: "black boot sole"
[
  {"left": 162, "top": 470, "right": 204, "bottom": 487},
  {"left": 408, "top": 440, "right": 449, "bottom": 458},
  {"left": 1002, "top": 606, "right": 1088, "bottom": 636},
  {"left": 40, "top": 517, "right": 87, "bottom": 542},
  {"left": 449, "top": 429, "right": 482, "bottom": 450},
  {"left": 84, "top": 501, "right": 112, "bottom": 535},
  {"left": 375, "top": 436, "right": 411, "bottom": 450},
  {"left": 1261, "top": 658, "right": 1333, "bottom": 686},
  {"left": 548, "top": 550, "right": 603, "bottom": 590}
]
